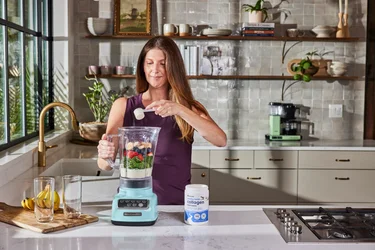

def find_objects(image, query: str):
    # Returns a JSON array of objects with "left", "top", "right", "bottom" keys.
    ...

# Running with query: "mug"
[
  {"left": 163, "top": 24, "right": 179, "bottom": 36},
  {"left": 286, "top": 29, "right": 304, "bottom": 37},
  {"left": 88, "top": 65, "right": 99, "bottom": 75},
  {"left": 178, "top": 24, "right": 193, "bottom": 36}
]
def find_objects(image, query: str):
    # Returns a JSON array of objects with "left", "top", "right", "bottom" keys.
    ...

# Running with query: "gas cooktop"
[{"left": 263, "top": 207, "right": 375, "bottom": 243}]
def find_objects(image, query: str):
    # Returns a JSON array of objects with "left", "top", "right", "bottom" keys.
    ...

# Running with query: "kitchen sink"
[
  {"left": 40, "top": 158, "right": 114, "bottom": 177},
  {"left": 39, "top": 158, "right": 119, "bottom": 202}
]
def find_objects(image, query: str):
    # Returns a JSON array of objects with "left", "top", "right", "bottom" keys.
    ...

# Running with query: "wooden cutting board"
[{"left": 0, "top": 202, "right": 99, "bottom": 234}]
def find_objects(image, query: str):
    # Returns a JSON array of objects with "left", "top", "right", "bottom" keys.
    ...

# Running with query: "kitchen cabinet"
[
  {"left": 191, "top": 169, "right": 209, "bottom": 186},
  {"left": 298, "top": 169, "right": 375, "bottom": 203},
  {"left": 299, "top": 151, "right": 375, "bottom": 169},
  {"left": 298, "top": 151, "right": 375, "bottom": 203},
  {"left": 254, "top": 150, "right": 298, "bottom": 169},
  {"left": 191, "top": 150, "right": 209, "bottom": 185},
  {"left": 209, "top": 150, "right": 253, "bottom": 169},
  {"left": 208, "top": 150, "right": 297, "bottom": 204},
  {"left": 209, "top": 168, "right": 297, "bottom": 204}
]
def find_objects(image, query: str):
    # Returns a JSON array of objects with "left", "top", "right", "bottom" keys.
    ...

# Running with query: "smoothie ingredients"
[{"left": 124, "top": 141, "right": 154, "bottom": 170}]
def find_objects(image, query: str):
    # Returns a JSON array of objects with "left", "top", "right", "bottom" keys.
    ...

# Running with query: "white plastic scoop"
[{"left": 134, "top": 108, "right": 154, "bottom": 120}]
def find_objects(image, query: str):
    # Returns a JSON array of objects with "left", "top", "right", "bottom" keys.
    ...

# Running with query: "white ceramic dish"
[
  {"left": 201, "top": 29, "right": 232, "bottom": 37},
  {"left": 311, "top": 25, "right": 336, "bottom": 38}
]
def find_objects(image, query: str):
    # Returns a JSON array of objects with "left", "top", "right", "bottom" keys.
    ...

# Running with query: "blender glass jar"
[{"left": 118, "top": 126, "right": 161, "bottom": 178}]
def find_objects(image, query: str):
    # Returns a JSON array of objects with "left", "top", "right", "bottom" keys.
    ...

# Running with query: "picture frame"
[{"left": 114, "top": 0, "right": 152, "bottom": 36}]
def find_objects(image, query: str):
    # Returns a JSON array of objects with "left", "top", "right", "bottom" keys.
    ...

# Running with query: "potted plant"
[
  {"left": 242, "top": 0, "right": 269, "bottom": 23},
  {"left": 79, "top": 75, "right": 119, "bottom": 142}
]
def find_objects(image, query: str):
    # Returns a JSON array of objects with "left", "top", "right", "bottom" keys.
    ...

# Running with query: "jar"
[{"left": 184, "top": 184, "right": 209, "bottom": 225}]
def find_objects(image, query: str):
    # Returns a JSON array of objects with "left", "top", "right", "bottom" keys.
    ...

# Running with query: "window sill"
[{"left": 0, "top": 130, "right": 72, "bottom": 187}]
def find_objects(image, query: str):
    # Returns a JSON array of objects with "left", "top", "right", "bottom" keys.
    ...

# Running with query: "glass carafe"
[{"left": 111, "top": 126, "right": 161, "bottom": 179}]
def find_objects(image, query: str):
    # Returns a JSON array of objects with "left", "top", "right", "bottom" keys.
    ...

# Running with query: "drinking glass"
[
  {"left": 34, "top": 177, "right": 55, "bottom": 222},
  {"left": 62, "top": 175, "right": 82, "bottom": 219}
]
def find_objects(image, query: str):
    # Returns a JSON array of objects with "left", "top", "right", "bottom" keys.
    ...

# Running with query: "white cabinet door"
[
  {"left": 209, "top": 169, "right": 297, "bottom": 204},
  {"left": 191, "top": 169, "right": 209, "bottom": 186},
  {"left": 192, "top": 150, "right": 209, "bottom": 169},
  {"left": 299, "top": 151, "right": 375, "bottom": 169},
  {"left": 210, "top": 150, "right": 253, "bottom": 169},
  {"left": 254, "top": 150, "right": 298, "bottom": 169},
  {"left": 298, "top": 170, "right": 375, "bottom": 203}
]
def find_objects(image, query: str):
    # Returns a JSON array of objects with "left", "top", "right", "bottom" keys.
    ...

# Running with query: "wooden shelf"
[
  {"left": 85, "top": 35, "right": 360, "bottom": 42},
  {"left": 87, "top": 74, "right": 359, "bottom": 81}
]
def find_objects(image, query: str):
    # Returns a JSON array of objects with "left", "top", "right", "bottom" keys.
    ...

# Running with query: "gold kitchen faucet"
[{"left": 38, "top": 102, "right": 79, "bottom": 167}]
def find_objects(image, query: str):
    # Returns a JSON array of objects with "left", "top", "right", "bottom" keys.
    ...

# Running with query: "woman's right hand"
[{"left": 97, "top": 134, "right": 116, "bottom": 160}]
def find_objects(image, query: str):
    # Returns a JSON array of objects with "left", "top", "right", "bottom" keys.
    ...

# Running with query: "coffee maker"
[
  {"left": 265, "top": 102, "right": 301, "bottom": 141},
  {"left": 109, "top": 126, "right": 160, "bottom": 226}
]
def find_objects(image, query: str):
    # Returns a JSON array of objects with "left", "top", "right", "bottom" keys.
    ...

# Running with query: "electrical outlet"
[{"left": 329, "top": 104, "right": 343, "bottom": 118}]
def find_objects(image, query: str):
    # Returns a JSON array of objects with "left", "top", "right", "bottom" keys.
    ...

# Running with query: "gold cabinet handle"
[
  {"left": 201, "top": 173, "right": 206, "bottom": 178},
  {"left": 335, "top": 159, "right": 350, "bottom": 162},
  {"left": 269, "top": 158, "right": 283, "bottom": 162},
  {"left": 335, "top": 177, "right": 350, "bottom": 180},
  {"left": 225, "top": 158, "right": 239, "bottom": 161},
  {"left": 46, "top": 144, "right": 58, "bottom": 150},
  {"left": 247, "top": 177, "right": 261, "bottom": 180}
]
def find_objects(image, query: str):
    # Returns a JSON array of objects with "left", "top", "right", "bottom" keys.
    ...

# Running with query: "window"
[{"left": 0, "top": 0, "right": 53, "bottom": 150}]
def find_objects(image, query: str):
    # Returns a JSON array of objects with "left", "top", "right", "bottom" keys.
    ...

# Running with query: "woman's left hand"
[{"left": 146, "top": 99, "right": 182, "bottom": 118}]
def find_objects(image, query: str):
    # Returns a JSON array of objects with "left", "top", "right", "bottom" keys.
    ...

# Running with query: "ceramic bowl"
[
  {"left": 311, "top": 25, "right": 336, "bottom": 38},
  {"left": 201, "top": 29, "right": 232, "bottom": 37},
  {"left": 87, "top": 17, "right": 110, "bottom": 36}
]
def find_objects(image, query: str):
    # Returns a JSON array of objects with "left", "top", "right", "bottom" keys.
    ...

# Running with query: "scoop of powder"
[{"left": 134, "top": 108, "right": 145, "bottom": 120}]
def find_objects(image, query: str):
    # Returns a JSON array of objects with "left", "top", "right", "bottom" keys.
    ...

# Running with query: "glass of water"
[{"left": 62, "top": 175, "right": 82, "bottom": 219}]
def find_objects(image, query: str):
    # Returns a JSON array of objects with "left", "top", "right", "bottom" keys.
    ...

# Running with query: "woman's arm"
[
  {"left": 146, "top": 100, "right": 227, "bottom": 147},
  {"left": 97, "top": 97, "right": 127, "bottom": 170}
]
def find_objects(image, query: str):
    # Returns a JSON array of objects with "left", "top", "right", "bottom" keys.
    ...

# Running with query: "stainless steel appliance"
[{"left": 263, "top": 207, "right": 375, "bottom": 243}]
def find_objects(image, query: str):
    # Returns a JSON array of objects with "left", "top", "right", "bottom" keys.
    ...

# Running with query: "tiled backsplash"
[{"left": 70, "top": 0, "right": 367, "bottom": 141}]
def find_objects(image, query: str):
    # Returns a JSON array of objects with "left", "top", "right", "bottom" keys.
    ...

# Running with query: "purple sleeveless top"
[{"left": 123, "top": 94, "right": 192, "bottom": 205}]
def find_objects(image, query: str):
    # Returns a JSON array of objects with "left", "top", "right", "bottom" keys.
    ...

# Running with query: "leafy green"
[{"left": 125, "top": 155, "right": 154, "bottom": 169}]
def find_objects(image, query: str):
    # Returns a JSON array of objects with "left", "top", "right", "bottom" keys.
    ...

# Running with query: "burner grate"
[{"left": 292, "top": 207, "right": 375, "bottom": 240}]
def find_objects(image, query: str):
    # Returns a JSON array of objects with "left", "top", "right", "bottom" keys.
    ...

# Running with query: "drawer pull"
[
  {"left": 225, "top": 158, "right": 239, "bottom": 161},
  {"left": 269, "top": 158, "right": 284, "bottom": 162},
  {"left": 335, "top": 177, "right": 350, "bottom": 180},
  {"left": 247, "top": 177, "right": 261, "bottom": 180},
  {"left": 201, "top": 173, "right": 206, "bottom": 178},
  {"left": 335, "top": 159, "right": 350, "bottom": 162}
]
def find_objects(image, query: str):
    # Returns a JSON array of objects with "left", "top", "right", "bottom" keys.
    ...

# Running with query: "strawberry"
[
  {"left": 126, "top": 150, "right": 138, "bottom": 159},
  {"left": 137, "top": 154, "right": 144, "bottom": 161}
]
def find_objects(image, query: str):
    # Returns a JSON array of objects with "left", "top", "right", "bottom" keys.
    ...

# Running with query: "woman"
[{"left": 97, "top": 36, "right": 226, "bottom": 205}]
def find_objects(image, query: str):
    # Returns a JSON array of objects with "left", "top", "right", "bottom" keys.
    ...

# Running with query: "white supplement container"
[{"left": 184, "top": 184, "right": 209, "bottom": 225}]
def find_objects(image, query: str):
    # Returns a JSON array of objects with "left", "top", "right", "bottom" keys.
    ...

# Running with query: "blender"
[{"left": 109, "top": 126, "right": 161, "bottom": 226}]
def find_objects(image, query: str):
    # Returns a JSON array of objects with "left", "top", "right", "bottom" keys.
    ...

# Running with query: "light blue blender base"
[{"left": 111, "top": 177, "right": 158, "bottom": 226}]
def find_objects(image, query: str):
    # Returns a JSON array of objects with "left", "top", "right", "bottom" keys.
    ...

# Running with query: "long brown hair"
[{"left": 136, "top": 36, "right": 207, "bottom": 143}]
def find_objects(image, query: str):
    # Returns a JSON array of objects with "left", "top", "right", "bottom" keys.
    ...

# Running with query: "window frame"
[{"left": 0, "top": 0, "right": 53, "bottom": 151}]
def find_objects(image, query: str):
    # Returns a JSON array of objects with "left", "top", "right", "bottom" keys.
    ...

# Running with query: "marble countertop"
[
  {"left": 2, "top": 136, "right": 375, "bottom": 249},
  {"left": 193, "top": 139, "right": 375, "bottom": 150},
  {"left": 1, "top": 204, "right": 375, "bottom": 250}
]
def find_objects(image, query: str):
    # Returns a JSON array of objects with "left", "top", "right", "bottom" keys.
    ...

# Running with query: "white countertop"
[
  {"left": 2, "top": 138, "right": 375, "bottom": 249},
  {"left": 1, "top": 204, "right": 375, "bottom": 250},
  {"left": 193, "top": 139, "right": 375, "bottom": 151}
]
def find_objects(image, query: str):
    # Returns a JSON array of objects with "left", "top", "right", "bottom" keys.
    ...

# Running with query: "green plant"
[
  {"left": 83, "top": 75, "right": 119, "bottom": 123},
  {"left": 291, "top": 51, "right": 319, "bottom": 82},
  {"left": 242, "top": 0, "right": 268, "bottom": 22}
]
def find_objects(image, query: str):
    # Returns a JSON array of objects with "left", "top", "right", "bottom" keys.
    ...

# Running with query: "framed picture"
[{"left": 114, "top": 0, "right": 152, "bottom": 36}]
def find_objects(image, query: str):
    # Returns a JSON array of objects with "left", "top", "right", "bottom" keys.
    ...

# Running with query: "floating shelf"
[
  {"left": 87, "top": 74, "right": 359, "bottom": 81},
  {"left": 85, "top": 35, "right": 360, "bottom": 42}
]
